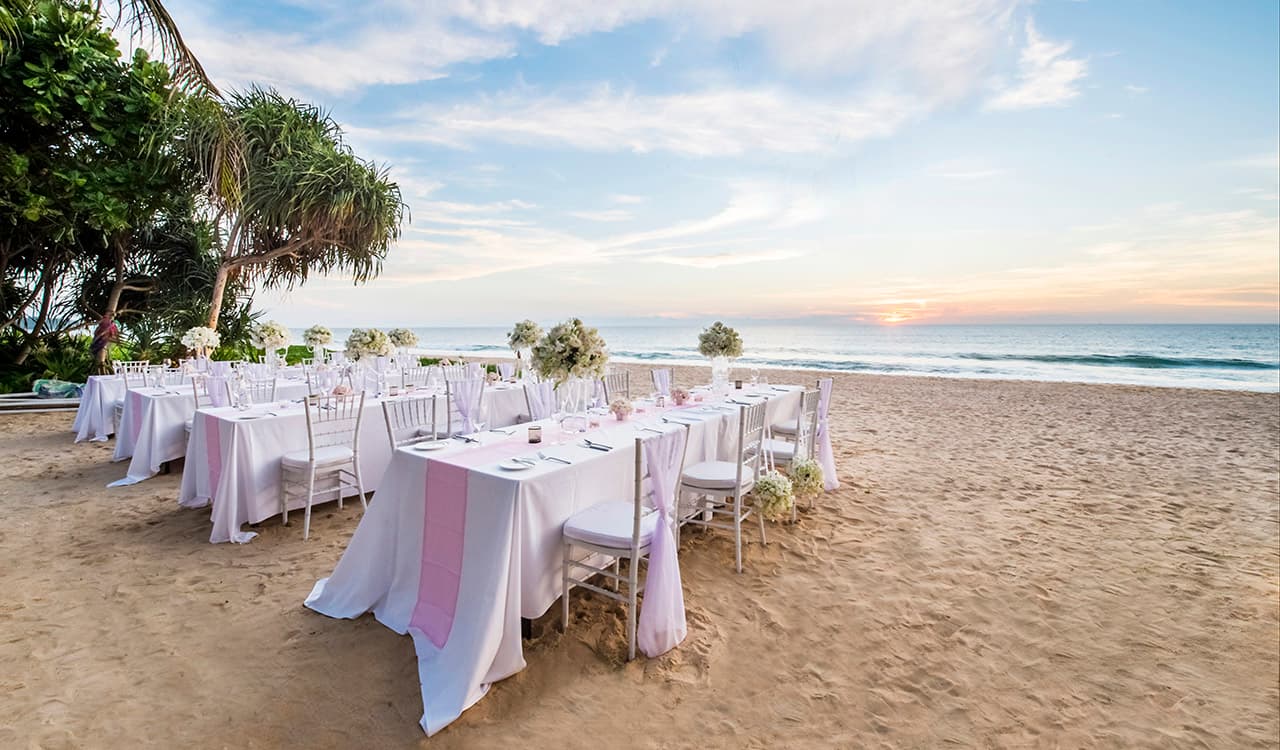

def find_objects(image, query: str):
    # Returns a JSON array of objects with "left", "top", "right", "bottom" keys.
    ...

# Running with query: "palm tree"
[
  {"left": 183, "top": 88, "right": 406, "bottom": 329},
  {"left": 0, "top": 0, "right": 216, "bottom": 93}
]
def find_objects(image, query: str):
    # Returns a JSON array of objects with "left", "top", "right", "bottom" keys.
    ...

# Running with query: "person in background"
[{"left": 91, "top": 312, "right": 119, "bottom": 373}]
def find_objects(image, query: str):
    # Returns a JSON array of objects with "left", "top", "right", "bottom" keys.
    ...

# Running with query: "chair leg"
[
  {"left": 733, "top": 497, "right": 743, "bottom": 573},
  {"left": 303, "top": 466, "right": 316, "bottom": 540},
  {"left": 354, "top": 457, "right": 368, "bottom": 510},
  {"left": 561, "top": 545, "right": 571, "bottom": 632},
  {"left": 280, "top": 470, "right": 289, "bottom": 526},
  {"left": 627, "top": 560, "right": 639, "bottom": 661},
  {"left": 612, "top": 558, "right": 621, "bottom": 593}
]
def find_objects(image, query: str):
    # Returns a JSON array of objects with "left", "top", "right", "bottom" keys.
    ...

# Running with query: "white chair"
[
  {"left": 240, "top": 377, "right": 277, "bottom": 405},
  {"left": 497, "top": 362, "right": 516, "bottom": 379},
  {"left": 444, "top": 377, "right": 486, "bottom": 435},
  {"left": 765, "top": 388, "right": 820, "bottom": 468},
  {"left": 561, "top": 428, "right": 689, "bottom": 660},
  {"left": 400, "top": 365, "right": 433, "bottom": 389},
  {"left": 382, "top": 394, "right": 439, "bottom": 448},
  {"left": 441, "top": 364, "right": 469, "bottom": 381},
  {"left": 677, "top": 401, "right": 768, "bottom": 573},
  {"left": 650, "top": 368, "right": 672, "bottom": 396},
  {"left": 523, "top": 380, "right": 556, "bottom": 422},
  {"left": 773, "top": 378, "right": 832, "bottom": 439},
  {"left": 279, "top": 392, "right": 368, "bottom": 540},
  {"left": 112, "top": 362, "right": 151, "bottom": 431},
  {"left": 184, "top": 374, "right": 218, "bottom": 436},
  {"left": 601, "top": 370, "right": 630, "bottom": 402}
]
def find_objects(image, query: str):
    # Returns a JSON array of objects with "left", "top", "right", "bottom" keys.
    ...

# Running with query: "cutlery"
[
  {"left": 512, "top": 457, "right": 538, "bottom": 466},
  {"left": 453, "top": 435, "right": 479, "bottom": 443},
  {"left": 583, "top": 439, "right": 613, "bottom": 451},
  {"left": 537, "top": 451, "right": 571, "bottom": 465},
  {"left": 489, "top": 428, "right": 515, "bottom": 435}
]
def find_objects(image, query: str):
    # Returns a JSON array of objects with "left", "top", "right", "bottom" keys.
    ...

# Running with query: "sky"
[{"left": 161, "top": 0, "right": 1279, "bottom": 327}]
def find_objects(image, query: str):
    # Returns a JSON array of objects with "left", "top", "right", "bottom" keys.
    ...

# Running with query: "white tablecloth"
[
  {"left": 178, "top": 396, "right": 395, "bottom": 544},
  {"left": 110, "top": 379, "right": 310, "bottom": 487},
  {"left": 73, "top": 374, "right": 126, "bottom": 442},
  {"left": 304, "top": 385, "right": 802, "bottom": 734}
]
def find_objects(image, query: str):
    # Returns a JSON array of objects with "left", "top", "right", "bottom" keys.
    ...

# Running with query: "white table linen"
[
  {"left": 73, "top": 374, "right": 126, "bottom": 442},
  {"left": 304, "top": 385, "right": 802, "bottom": 734},
  {"left": 178, "top": 394, "right": 391, "bottom": 544},
  {"left": 109, "top": 379, "right": 310, "bottom": 487}
]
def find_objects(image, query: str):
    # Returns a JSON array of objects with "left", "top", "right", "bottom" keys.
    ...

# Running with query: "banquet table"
[
  {"left": 73, "top": 374, "right": 127, "bottom": 442},
  {"left": 304, "top": 384, "right": 803, "bottom": 734},
  {"left": 109, "top": 378, "right": 311, "bottom": 487}
]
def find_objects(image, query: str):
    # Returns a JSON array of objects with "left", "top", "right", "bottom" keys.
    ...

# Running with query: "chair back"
[
  {"left": 497, "top": 362, "right": 516, "bottom": 379},
  {"left": 523, "top": 381, "right": 556, "bottom": 421},
  {"left": 632, "top": 427, "right": 690, "bottom": 551},
  {"left": 382, "top": 394, "right": 438, "bottom": 448},
  {"left": 116, "top": 361, "right": 149, "bottom": 388},
  {"left": 444, "top": 377, "right": 486, "bottom": 434},
  {"left": 400, "top": 365, "right": 432, "bottom": 388},
  {"left": 736, "top": 401, "right": 768, "bottom": 486},
  {"left": 306, "top": 368, "right": 339, "bottom": 396},
  {"left": 159, "top": 368, "right": 187, "bottom": 387},
  {"left": 793, "top": 389, "right": 821, "bottom": 461},
  {"left": 303, "top": 392, "right": 365, "bottom": 460},
  {"left": 442, "top": 364, "right": 469, "bottom": 381},
  {"left": 601, "top": 371, "right": 630, "bottom": 402},
  {"left": 650, "top": 368, "right": 672, "bottom": 396},
  {"left": 192, "top": 373, "right": 231, "bottom": 409},
  {"left": 242, "top": 377, "right": 277, "bottom": 405}
]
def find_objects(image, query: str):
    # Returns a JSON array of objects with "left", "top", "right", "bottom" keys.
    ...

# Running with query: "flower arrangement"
[
  {"left": 388, "top": 328, "right": 418, "bottom": 348},
  {"left": 789, "top": 457, "right": 824, "bottom": 501},
  {"left": 609, "top": 398, "right": 634, "bottom": 420},
  {"left": 251, "top": 320, "right": 291, "bottom": 352},
  {"left": 530, "top": 318, "right": 609, "bottom": 384},
  {"left": 180, "top": 326, "right": 220, "bottom": 353},
  {"left": 670, "top": 386, "right": 690, "bottom": 405},
  {"left": 751, "top": 470, "right": 795, "bottom": 521},
  {"left": 331, "top": 384, "right": 353, "bottom": 396},
  {"left": 345, "top": 328, "right": 394, "bottom": 360},
  {"left": 697, "top": 321, "right": 743, "bottom": 359},
  {"left": 507, "top": 320, "right": 543, "bottom": 352},
  {"left": 303, "top": 325, "right": 332, "bottom": 348}
]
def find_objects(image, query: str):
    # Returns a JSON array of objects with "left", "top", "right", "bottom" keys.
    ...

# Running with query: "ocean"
[{"left": 298, "top": 324, "right": 1280, "bottom": 393}]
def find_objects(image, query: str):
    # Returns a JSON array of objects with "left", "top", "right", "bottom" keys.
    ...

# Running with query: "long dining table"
[
  {"left": 72, "top": 374, "right": 127, "bottom": 442},
  {"left": 303, "top": 383, "right": 803, "bottom": 735}
]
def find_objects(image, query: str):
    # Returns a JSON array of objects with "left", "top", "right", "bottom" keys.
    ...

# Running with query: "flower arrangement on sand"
[
  {"left": 531, "top": 318, "right": 609, "bottom": 384},
  {"left": 345, "top": 328, "right": 394, "bottom": 360},
  {"left": 697, "top": 321, "right": 743, "bottom": 359},
  {"left": 752, "top": 470, "right": 795, "bottom": 521},
  {"left": 303, "top": 325, "right": 332, "bottom": 349},
  {"left": 789, "top": 457, "right": 824, "bottom": 501},
  {"left": 507, "top": 320, "right": 543, "bottom": 352},
  {"left": 180, "top": 326, "right": 219, "bottom": 354},
  {"left": 388, "top": 328, "right": 418, "bottom": 348},
  {"left": 251, "top": 320, "right": 291, "bottom": 352},
  {"left": 609, "top": 398, "right": 634, "bottom": 420}
]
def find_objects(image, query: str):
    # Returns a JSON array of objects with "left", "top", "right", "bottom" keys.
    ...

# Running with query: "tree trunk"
[
  {"left": 207, "top": 263, "right": 231, "bottom": 329},
  {"left": 14, "top": 277, "right": 54, "bottom": 366}
]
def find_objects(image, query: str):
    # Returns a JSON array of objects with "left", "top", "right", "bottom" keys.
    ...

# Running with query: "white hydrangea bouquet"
[
  {"left": 530, "top": 318, "right": 609, "bottom": 384},
  {"left": 752, "top": 470, "right": 795, "bottom": 522},
  {"left": 345, "top": 328, "right": 394, "bottom": 361},
  {"left": 388, "top": 328, "right": 418, "bottom": 348},
  {"left": 507, "top": 320, "right": 542, "bottom": 352},
  {"left": 251, "top": 320, "right": 291, "bottom": 352},
  {"left": 697, "top": 321, "right": 744, "bottom": 358},
  {"left": 789, "top": 457, "right": 824, "bottom": 502},
  {"left": 303, "top": 325, "right": 332, "bottom": 349},
  {"left": 180, "top": 326, "right": 220, "bottom": 355}
]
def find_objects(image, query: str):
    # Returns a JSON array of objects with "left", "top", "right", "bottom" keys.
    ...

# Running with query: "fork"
[{"left": 537, "top": 451, "right": 571, "bottom": 465}]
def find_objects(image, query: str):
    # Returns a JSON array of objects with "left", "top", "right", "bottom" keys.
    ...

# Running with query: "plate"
[
  {"left": 498, "top": 459, "right": 534, "bottom": 471},
  {"left": 412, "top": 440, "right": 450, "bottom": 451}
]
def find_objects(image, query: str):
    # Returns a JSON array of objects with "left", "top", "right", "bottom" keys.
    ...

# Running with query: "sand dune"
[{"left": 0, "top": 366, "right": 1276, "bottom": 748}]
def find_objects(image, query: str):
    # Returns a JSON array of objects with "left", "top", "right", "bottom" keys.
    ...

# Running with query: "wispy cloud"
[
  {"left": 567, "top": 209, "right": 634, "bottom": 222},
  {"left": 986, "top": 18, "right": 1088, "bottom": 110}
]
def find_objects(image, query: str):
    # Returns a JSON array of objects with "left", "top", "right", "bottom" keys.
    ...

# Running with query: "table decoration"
[
  {"left": 697, "top": 321, "right": 743, "bottom": 391},
  {"left": 251, "top": 320, "right": 291, "bottom": 365},
  {"left": 345, "top": 327, "right": 394, "bottom": 361},
  {"left": 304, "top": 324, "right": 332, "bottom": 359},
  {"left": 751, "top": 470, "right": 794, "bottom": 521},
  {"left": 790, "top": 456, "right": 824, "bottom": 501},
  {"left": 531, "top": 318, "right": 608, "bottom": 432},
  {"left": 671, "top": 386, "right": 690, "bottom": 406},
  {"left": 507, "top": 319, "right": 542, "bottom": 377},
  {"left": 609, "top": 398, "right": 633, "bottom": 421},
  {"left": 180, "top": 326, "right": 220, "bottom": 358}
]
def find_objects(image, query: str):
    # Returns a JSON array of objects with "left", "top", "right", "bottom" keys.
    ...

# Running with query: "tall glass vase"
[
  {"left": 559, "top": 377, "right": 591, "bottom": 432},
  {"left": 709, "top": 355, "right": 731, "bottom": 392}
]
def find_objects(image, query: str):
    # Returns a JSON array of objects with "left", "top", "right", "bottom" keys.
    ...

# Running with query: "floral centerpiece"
[
  {"left": 388, "top": 328, "right": 418, "bottom": 348},
  {"left": 670, "top": 386, "right": 690, "bottom": 406},
  {"left": 789, "top": 457, "right": 824, "bottom": 503},
  {"left": 752, "top": 470, "right": 795, "bottom": 522},
  {"left": 532, "top": 318, "right": 609, "bottom": 429},
  {"left": 698, "top": 321, "right": 743, "bottom": 389},
  {"left": 508, "top": 319, "right": 542, "bottom": 377},
  {"left": 345, "top": 328, "right": 394, "bottom": 361},
  {"left": 180, "top": 326, "right": 220, "bottom": 357},
  {"left": 303, "top": 325, "right": 332, "bottom": 355},
  {"left": 251, "top": 320, "right": 291, "bottom": 364},
  {"left": 609, "top": 398, "right": 634, "bottom": 421}
]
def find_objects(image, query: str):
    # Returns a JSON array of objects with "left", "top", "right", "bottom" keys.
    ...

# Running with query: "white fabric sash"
[
  {"left": 816, "top": 378, "right": 839, "bottom": 491},
  {"left": 524, "top": 381, "right": 555, "bottom": 421},
  {"left": 637, "top": 427, "right": 688, "bottom": 657},
  {"left": 651, "top": 368, "right": 671, "bottom": 396},
  {"left": 451, "top": 378, "right": 484, "bottom": 433},
  {"left": 206, "top": 376, "right": 229, "bottom": 408},
  {"left": 497, "top": 362, "right": 515, "bottom": 379}
]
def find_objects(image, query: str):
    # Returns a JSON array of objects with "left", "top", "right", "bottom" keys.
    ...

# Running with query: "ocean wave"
[{"left": 952, "top": 352, "right": 1279, "bottom": 370}]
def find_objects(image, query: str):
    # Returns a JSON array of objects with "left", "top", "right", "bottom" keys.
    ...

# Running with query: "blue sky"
[{"left": 163, "top": 0, "right": 1279, "bottom": 326}]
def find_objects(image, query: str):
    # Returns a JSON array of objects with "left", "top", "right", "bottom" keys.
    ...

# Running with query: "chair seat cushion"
[
  {"left": 764, "top": 438, "right": 797, "bottom": 460},
  {"left": 281, "top": 445, "right": 354, "bottom": 468},
  {"left": 771, "top": 422, "right": 798, "bottom": 436},
  {"left": 563, "top": 501, "right": 656, "bottom": 549},
  {"left": 183, "top": 417, "right": 194, "bottom": 433},
  {"left": 681, "top": 460, "right": 752, "bottom": 490}
]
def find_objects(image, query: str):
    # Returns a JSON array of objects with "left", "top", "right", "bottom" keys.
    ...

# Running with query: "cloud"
[
  {"left": 385, "top": 85, "right": 926, "bottom": 156},
  {"left": 928, "top": 161, "right": 1010, "bottom": 180},
  {"left": 567, "top": 209, "right": 635, "bottom": 222},
  {"left": 1223, "top": 150, "right": 1280, "bottom": 169},
  {"left": 647, "top": 249, "right": 803, "bottom": 268},
  {"left": 1124, "top": 84, "right": 1149, "bottom": 94},
  {"left": 611, "top": 194, "right": 647, "bottom": 204},
  {"left": 986, "top": 18, "right": 1088, "bottom": 110}
]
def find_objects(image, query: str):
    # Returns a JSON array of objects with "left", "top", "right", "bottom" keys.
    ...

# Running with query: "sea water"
[{"left": 297, "top": 324, "right": 1280, "bottom": 393}]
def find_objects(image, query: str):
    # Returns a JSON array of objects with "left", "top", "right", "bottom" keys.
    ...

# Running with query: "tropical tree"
[{"left": 183, "top": 87, "right": 406, "bottom": 329}]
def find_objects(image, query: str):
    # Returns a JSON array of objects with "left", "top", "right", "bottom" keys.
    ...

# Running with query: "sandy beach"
[{"left": 0, "top": 365, "right": 1276, "bottom": 749}]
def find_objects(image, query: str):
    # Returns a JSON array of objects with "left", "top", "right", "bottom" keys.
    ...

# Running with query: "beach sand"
[{"left": 0, "top": 366, "right": 1276, "bottom": 748}]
